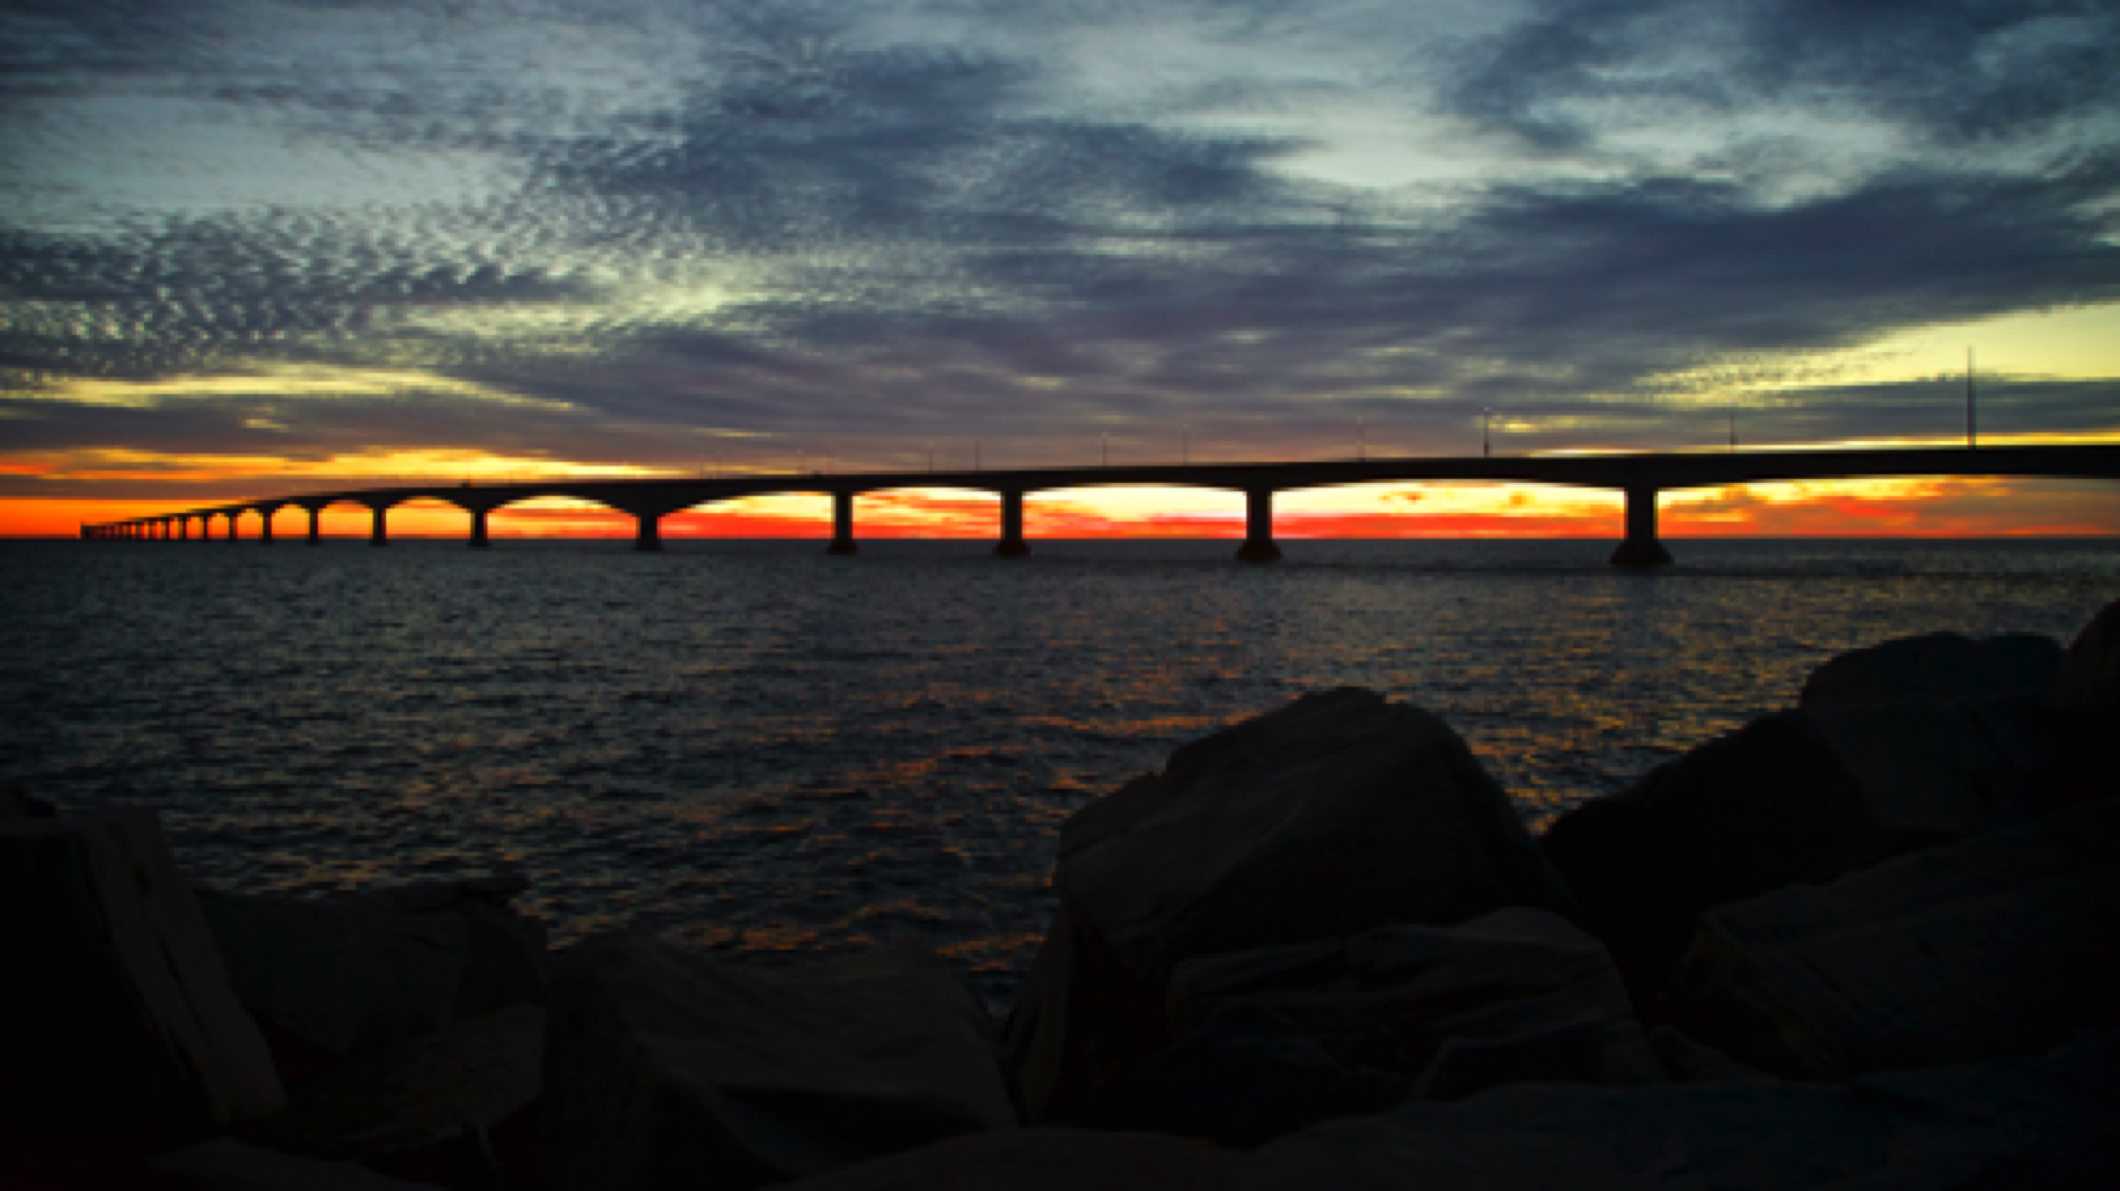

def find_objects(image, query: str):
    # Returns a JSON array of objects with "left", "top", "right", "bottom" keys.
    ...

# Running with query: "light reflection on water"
[{"left": 5, "top": 537, "right": 2114, "bottom": 1006}]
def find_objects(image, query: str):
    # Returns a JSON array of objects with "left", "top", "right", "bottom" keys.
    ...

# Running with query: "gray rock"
[
  {"left": 238, "top": 1004, "right": 544, "bottom": 1160},
  {"left": 1093, "top": 910, "right": 1644, "bottom": 1142},
  {"left": 199, "top": 876, "right": 548, "bottom": 1059},
  {"left": 1643, "top": 1025, "right": 1773, "bottom": 1084},
  {"left": 772, "top": 1033, "right": 2120, "bottom": 1190},
  {"left": 1541, "top": 693, "right": 2076, "bottom": 999},
  {"left": 1236, "top": 1029, "right": 2120, "bottom": 1190},
  {"left": 770, "top": 1128, "right": 1223, "bottom": 1191},
  {"left": 1800, "top": 630, "right": 2062, "bottom": 709},
  {"left": 1406, "top": 1019, "right": 1668, "bottom": 1103},
  {"left": 145, "top": 1137, "right": 445, "bottom": 1190},
  {"left": 2055, "top": 597, "right": 2120, "bottom": 727},
  {"left": 0, "top": 809, "right": 285, "bottom": 1136},
  {"left": 543, "top": 934, "right": 1017, "bottom": 1191},
  {"left": 1166, "top": 909, "right": 1631, "bottom": 1059},
  {"left": 1668, "top": 797, "right": 2120, "bottom": 1079},
  {"left": 1005, "top": 690, "right": 1574, "bottom": 1122}
]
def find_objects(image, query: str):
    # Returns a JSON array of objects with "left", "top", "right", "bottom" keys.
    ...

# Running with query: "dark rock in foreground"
[
  {"left": 2055, "top": 597, "right": 2120, "bottom": 728},
  {"left": 1, "top": 807, "right": 285, "bottom": 1142},
  {"left": 542, "top": 934, "right": 1016, "bottom": 1191},
  {"left": 1670, "top": 796, "right": 2120, "bottom": 1079},
  {"left": 1542, "top": 690, "right": 2078, "bottom": 1000},
  {"left": 199, "top": 876, "right": 549, "bottom": 1062},
  {"left": 147, "top": 1136, "right": 446, "bottom": 1190},
  {"left": 1093, "top": 908, "right": 1650, "bottom": 1144},
  {"left": 237, "top": 1003, "right": 545, "bottom": 1162},
  {"left": 1003, "top": 688, "right": 1575, "bottom": 1123},
  {"left": 775, "top": 1031, "right": 2120, "bottom": 1189},
  {"left": 1799, "top": 630, "right": 2062, "bottom": 709}
]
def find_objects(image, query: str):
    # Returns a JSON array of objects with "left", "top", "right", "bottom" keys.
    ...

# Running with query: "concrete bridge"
[{"left": 82, "top": 444, "right": 2120, "bottom": 565}]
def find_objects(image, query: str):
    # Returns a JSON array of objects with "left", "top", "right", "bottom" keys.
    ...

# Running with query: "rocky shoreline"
[{"left": 5, "top": 598, "right": 2117, "bottom": 1189}]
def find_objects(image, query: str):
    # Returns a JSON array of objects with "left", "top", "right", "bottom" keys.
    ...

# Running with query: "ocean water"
[{"left": 5, "top": 536, "right": 2115, "bottom": 1005}]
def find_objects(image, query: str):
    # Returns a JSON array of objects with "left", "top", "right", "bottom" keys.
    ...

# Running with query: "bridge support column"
[
  {"left": 469, "top": 507, "right": 490, "bottom": 549},
  {"left": 633, "top": 512, "right": 662, "bottom": 552},
  {"left": 226, "top": 512, "right": 239, "bottom": 542},
  {"left": 1609, "top": 486, "right": 1673, "bottom": 566},
  {"left": 306, "top": 507, "right": 321, "bottom": 546},
  {"left": 369, "top": 506, "right": 388, "bottom": 547},
  {"left": 826, "top": 490, "right": 858, "bottom": 555},
  {"left": 1237, "top": 489, "right": 1282, "bottom": 562},
  {"left": 175, "top": 517, "right": 187, "bottom": 541},
  {"left": 994, "top": 490, "right": 1029, "bottom": 557},
  {"left": 258, "top": 510, "right": 273, "bottom": 545}
]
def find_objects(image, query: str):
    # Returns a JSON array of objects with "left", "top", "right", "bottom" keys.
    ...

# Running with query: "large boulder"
[
  {"left": 1003, "top": 689, "right": 1576, "bottom": 1122},
  {"left": 145, "top": 1137, "right": 446, "bottom": 1190},
  {"left": 542, "top": 934, "right": 1017, "bottom": 1191},
  {"left": 1799, "top": 630, "right": 2062, "bottom": 709},
  {"left": 0, "top": 809, "right": 285, "bottom": 1142},
  {"left": 771, "top": 1033, "right": 2120, "bottom": 1190},
  {"left": 198, "top": 875, "right": 548, "bottom": 1061},
  {"left": 1667, "top": 796, "right": 2120, "bottom": 1079},
  {"left": 1091, "top": 909, "right": 1648, "bottom": 1143},
  {"left": 237, "top": 1003, "right": 545, "bottom": 1162},
  {"left": 1541, "top": 691, "right": 2076, "bottom": 999},
  {"left": 1237, "top": 1029, "right": 2120, "bottom": 1191},
  {"left": 2054, "top": 597, "right": 2120, "bottom": 727}
]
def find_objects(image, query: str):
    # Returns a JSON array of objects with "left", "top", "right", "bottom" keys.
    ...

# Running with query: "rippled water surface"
[{"left": 6, "top": 537, "right": 2115, "bottom": 1004}]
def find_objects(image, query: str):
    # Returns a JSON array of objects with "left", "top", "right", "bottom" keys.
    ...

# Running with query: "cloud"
[{"left": 3, "top": 0, "right": 2117, "bottom": 497}]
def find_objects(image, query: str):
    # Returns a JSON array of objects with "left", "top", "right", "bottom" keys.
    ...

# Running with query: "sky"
[{"left": 5, "top": 0, "right": 2118, "bottom": 540}]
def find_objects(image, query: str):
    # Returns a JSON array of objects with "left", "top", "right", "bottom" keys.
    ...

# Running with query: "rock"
[
  {"left": 2054, "top": 597, "right": 2120, "bottom": 726},
  {"left": 238, "top": 1004, "right": 544, "bottom": 1161},
  {"left": 1406, "top": 1019, "right": 1667, "bottom": 1103},
  {"left": 1540, "top": 693, "right": 2076, "bottom": 1000},
  {"left": 542, "top": 934, "right": 1017, "bottom": 1191},
  {"left": 144, "top": 1137, "right": 446, "bottom": 1190},
  {"left": 199, "top": 876, "right": 548, "bottom": 1060},
  {"left": 1237, "top": 1029, "right": 2120, "bottom": 1191},
  {"left": 774, "top": 1033, "right": 2120, "bottom": 1190},
  {"left": 770, "top": 1128, "right": 1224, "bottom": 1191},
  {"left": 1004, "top": 689, "right": 1575, "bottom": 1122},
  {"left": 0, "top": 787, "right": 59, "bottom": 819},
  {"left": 0, "top": 809, "right": 286, "bottom": 1140},
  {"left": 1667, "top": 797, "right": 2120, "bottom": 1079},
  {"left": 1093, "top": 910, "right": 1641, "bottom": 1142},
  {"left": 1642, "top": 1024, "right": 1773, "bottom": 1084},
  {"left": 1799, "top": 631, "right": 2062, "bottom": 709}
]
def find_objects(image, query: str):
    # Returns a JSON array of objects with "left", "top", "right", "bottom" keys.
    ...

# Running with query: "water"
[{"left": 5, "top": 537, "right": 2114, "bottom": 1005}]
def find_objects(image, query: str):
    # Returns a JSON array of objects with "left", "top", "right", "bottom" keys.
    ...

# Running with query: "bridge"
[{"left": 81, "top": 444, "right": 2120, "bottom": 565}]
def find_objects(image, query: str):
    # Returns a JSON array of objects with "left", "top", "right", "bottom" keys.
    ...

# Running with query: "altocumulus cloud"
[{"left": 3, "top": 0, "right": 2118, "bottom": 477}]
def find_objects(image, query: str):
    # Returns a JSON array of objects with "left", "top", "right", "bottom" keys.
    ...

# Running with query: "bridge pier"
[
  {"left": 995, "top": 490, "right": 1029, "bottom": 557},
  {"left": 225, "top": 511, "right": 239, "bottom": 542},
  {"left": 1609, "top": 486, "right": 1673, "bottom": 567},
  {"left": 369, "top": 506, "right": 388, "bottom": 547},
  {"left": 826, "top": 491, "right": 858, "bottom": 555},
  {"left": 633, "top": 512, "right": 662, "bottom": 552},
  {"left": 258, "top": 509, "right": 273, "bottom": 545},
  {"left": 306, "top": 506, "right": 321, "bottom": 546},
  {"left": 175, "top": 517, "right": 187, "bottom": 541},
  {"left": 469, "top": 507, "right": 490, "bottom": 548},
  {"left": 1237, "top": 489, "right": 1282, "bottom": 562}
]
